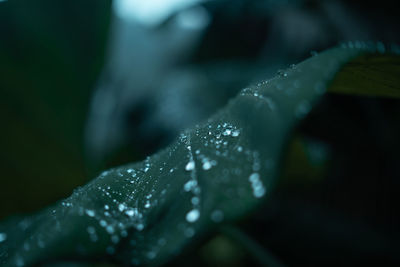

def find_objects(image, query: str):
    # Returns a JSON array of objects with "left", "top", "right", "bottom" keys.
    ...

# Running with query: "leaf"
[
  {"left": 1, "top": 44, "right": 398, "bottom": 267},
  {"left": 328, "top": 43, "right": 400, "bottom": 99},
  {"left": 0, "top": 0, "right": 111, "bottom": 219}
]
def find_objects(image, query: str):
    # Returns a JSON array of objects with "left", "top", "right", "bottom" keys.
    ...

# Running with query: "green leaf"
[
  {"left": 1, "top": 44, "right": 398, "bottom": 267},
  {"left": 0, "top": 0, "right": 112, "bottom": 219},
  {"left": 328, "top": 44, "right": 400, "bottom": 99}
]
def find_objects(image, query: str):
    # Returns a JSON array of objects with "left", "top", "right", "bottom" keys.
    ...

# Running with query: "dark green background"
[{"left": 0, "top": 0, "right": 112, "bottom": 219}]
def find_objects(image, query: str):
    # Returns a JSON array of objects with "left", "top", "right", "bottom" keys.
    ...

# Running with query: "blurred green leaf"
[
  {"left": 1, "top": 44, "right": 398, "bottom": 267},
  {"left": 329, "top": 47, "right": 400, "bottom": 98},
  {"left": 0, "top": 0, "right": 112, "bottom": 218}
]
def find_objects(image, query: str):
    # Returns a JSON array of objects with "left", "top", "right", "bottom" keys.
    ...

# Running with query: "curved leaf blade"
[{"left": 1, "top": 43, "right": 397, "bottom": 267}]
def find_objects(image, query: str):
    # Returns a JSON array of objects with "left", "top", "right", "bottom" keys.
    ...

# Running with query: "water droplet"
[
  {"left": 249, "top": 173, "right": 260, "bottom": 183},
  {"left": 125, "top": 208, "right": 141, "bottom": 219},
  {"left": 191, "top": 196, "right": 200, "bottom": 205},
  {"left": 277, "top": 69, "right": 288, "bottom": 77},
  {"left": 249, "top": 173, "right": 266, "bottom": 198},
  {"left": 37, "top": 239, "right": 45, "bottom": 248},
  {"left": 111, "top": 235, "right": 120, "bottom": 244},
  {"left": 144, "top": 201, "right": 151, "bottom": 208},
  {"left": 147, "top": 251, "right": 157, "bottom": 260},
  {"left": 15, "top": 257, "right": 24, "bottom": 267},
  {"left": 87, "top": 226, "right": 96, "bottom": 235},
  {"left": 295, "top": 100, "right": 311, "bottom": 118},
  {"left": 158, "top": 238, "right": 167, "bottom": 246},
  {"left": 184, "top": 227, "right": 195, "bottom": 237},
  {"left": 211, "top": 210, "right": 224, "bottom": 222},
  {"left": 118, "top": 203, "right": 127, "bottom": 212},
  {"left": 231, "top": 130, "right": 240, "bottom": 137},
  {"left": 202, "top": 160, "right": 212, "bottom": 170},
  {"left": 23, "top": 242, "right": 30, "bottom": 251},
  {"left": 100, "top": 220, "right": 107, "bottom": 227},
  {"left": 184, "top": 180, "right": 198, "bottom": 191},
  {"left": 106, "top": 225, "right": 115, "bottom": 234},
  {"left": 186, "top": 209, "right": 200, "bottom": 223},
  {"left": 222, "top": 129, "right": 232, "bottom": 136},
  {"left": 185, "top": 160, "right": 195, "bottom": 171},
  {"left": 0, "top": 232, "right": 7, "bottom": 242},
  {"left": 86, "top": 209, "right": 95, "bottom": 217},
  {"left": 136, "top": 223, "right": 145, "bottom": 231},
  {"left": 201, "top": 157, "right": 216, "bottom": 170}
]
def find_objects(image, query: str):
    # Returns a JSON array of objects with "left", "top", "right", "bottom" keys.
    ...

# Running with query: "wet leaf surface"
[{"left": 1, "top": 44, "right": 398, "bottom": 266}]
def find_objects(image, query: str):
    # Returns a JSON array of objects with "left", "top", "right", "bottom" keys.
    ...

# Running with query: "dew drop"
[
  {"left": 191, "top": 196, "right": 200, "bottom": 205},
  {"left": 106, "top": 225, "right": 115, "bottom": 234},
  {"left": 184, "top": 180, "right": 198, "bottom": 191},
  {"left": 202, "top": 158, "right": 216, "bottom": 171},
  {"left": 184, "top": 227, "right": 195, "bottom": 237},
  {"left": 211, "top": 210, "right": 224, "bottom": 223},
  {"left": 0, "top": 232, "right": 7, "bottom": 242},
  {"left": 186, "top": 209, "right": 200, "bottom": 223},
  {"left": 222, "top": 129, "right": 232, "bottom": 136},
  {"left": 249, "top": 173, "right": 266, "bottom": 198},
  {"left": 295, "top": 100, "right": 311, "bottom": 118},
  {"left": 125, "top": 209, "right": 135, "bottom": 217},
  {"left": 185, "top": 160, "right": 195, "bottom": 171},
  {"left": 147, "top": 251, "right": 157, "bottom": 260},
  {"left": 87, "top": 226, "right": 96, "bottom": 235},
  {"left": 23, "top": 242, "right": 30, "bottom": 251},
  {"left": 118, "top": 203, "right": 126, "bottom": 212},
  {"left": 249, "top": 173, "right": 260, "bottom": 183},
  {"left": 15, "top": 257, "right": 24, "bottom": 267},
  {"left": 86, "top": 209, "right": 95, "bottom": 217},
  {"left": 158, "top": 238, "right": 167, "bottom": 246},
  {"left": 136, "top": 223, "right": 145, "bottom": 231},
  {"left": 231, "top": 130, "right": 240, "bottom": 137},
  {"left": 277, "top": 69, "right": 287, "bottom": 77}
]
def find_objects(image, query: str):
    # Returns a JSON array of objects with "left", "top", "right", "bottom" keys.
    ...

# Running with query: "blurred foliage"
[
  {"left": 0, "top": 0, "right": 112, "bottom": 218},
  {"left": 329, "top": 52, "right": 400, "bottom": 98}
]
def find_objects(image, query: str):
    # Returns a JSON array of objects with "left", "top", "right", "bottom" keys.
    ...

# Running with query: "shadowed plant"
[{"left": 1, "top": 43, "right": 399, "bottom": 266}]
